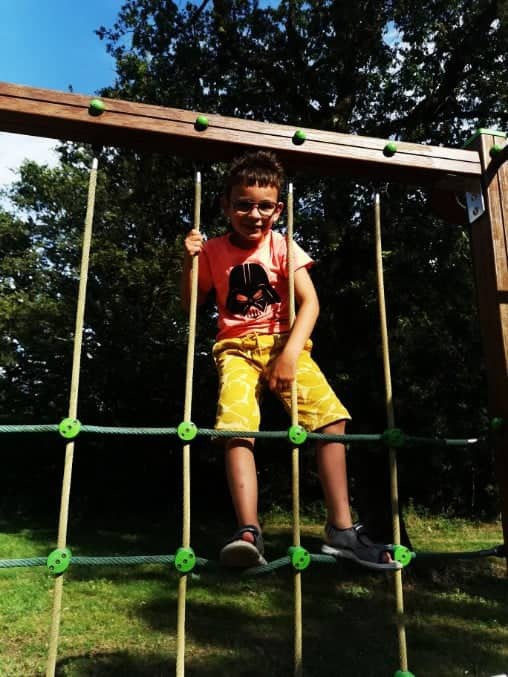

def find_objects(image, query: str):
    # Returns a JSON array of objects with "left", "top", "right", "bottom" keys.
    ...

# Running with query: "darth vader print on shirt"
[{"left": 226, "top": 263, "right": 281, "bottom": 318}]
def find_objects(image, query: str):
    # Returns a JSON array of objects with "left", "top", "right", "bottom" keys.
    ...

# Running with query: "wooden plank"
[
  {"left": 469, "top": 132, "right": 508, "bottom": 570},
  {"left": 0, "top": 81, "right": 481, "bottom": 190}
]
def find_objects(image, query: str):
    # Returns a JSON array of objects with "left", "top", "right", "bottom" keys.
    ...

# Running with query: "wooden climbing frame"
[{"left": 0, "top": 80, "right": 506, "bottom": 569}]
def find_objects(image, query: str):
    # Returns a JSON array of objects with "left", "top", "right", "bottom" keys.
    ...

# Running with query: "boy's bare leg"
[
  {"left": 316, "top": 420, "right": 353, "bottom": 529},
  {"left": 221, "top": 437, "right": 266, "bottom": 566},
  {"left": 317, "top": 420, "right": 394, "bottom": 565},
  {"left": 225, "top": 438, "right": 260, "bottom": 530}
]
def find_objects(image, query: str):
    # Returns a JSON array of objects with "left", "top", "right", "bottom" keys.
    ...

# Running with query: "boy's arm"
[
  {"left": 266, "top": 266, "right": 319, "bottom": 392},
  {"left": 180, "top": 228, "right": 209, "bottom": 312}
]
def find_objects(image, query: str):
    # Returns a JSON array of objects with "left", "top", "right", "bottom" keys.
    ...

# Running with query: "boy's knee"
[
  {"left": 225, "top": 437, "right": 255, "bottom": 452},
  {"left": 319, "top": 419, "right": 347, "bottom": 435}
]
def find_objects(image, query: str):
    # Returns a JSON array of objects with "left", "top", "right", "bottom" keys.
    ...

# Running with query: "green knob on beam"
[
  {"left": 177, "top": 421, "right": 198, "bottom": 441},
  {"left": 47, "top": 547, "right": 72, "bottom": 575},
  {"left": 58, "top": 417, "right": 81, "bottom": 440},
  {"left": 288, "top": 545, "right": 311, "bottom": 571},
  {"left": 489, "top": 143, "right": 503, "bottom": 158},
  {"left": 392, "top": 545, "right": 413, "bottom": 567},
  {"left": 288, "top": 424, "right": 307, "bottom": 445},
  {"left": 88, "top": 99, "right": 106, "bottom": 116},
  {"left": 394, "top": 671, "right": 416, "bottom": 677},
  {"left": 174, "top": 547, "right": 196, "bottom": 573},
  {"left": 381, "top": 428, "right": 406, "bottom": 448},
  {"left": 491, "top": 417, "right": 505, "bottom": 431},
  {"left": 194, "top": 115, "right": 209, "bottom": 131},
  {"left": 292, "top": 129, "right": 306, "bottom": 145},
  {"left": 383, "top": 141, "right": 398, "bottom": 156}
]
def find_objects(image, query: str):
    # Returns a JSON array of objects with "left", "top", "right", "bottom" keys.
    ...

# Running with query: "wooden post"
[{"left": 468, "top": 130, "right": 508, "bottom": 572}]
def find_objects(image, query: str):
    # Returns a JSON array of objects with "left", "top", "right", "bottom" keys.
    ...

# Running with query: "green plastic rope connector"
[
  {"left": 381, "top": 427, "right": 406, "bottom": 448},
  {"left": 392, "top": 545, "right": 413, "bottom": 567},
  {"left": 174, "top": 547, "right": 196, "bottom": 573},
  {"left": 491, "top": 417, "right": 505, "bottom": 432},
  {"left": 288, "top": 546, "right": 311, "bottom": 571},
  {"left": 47, "top": 548, "right": 72, "bottom": 575},
  {"left": 88, "top": 99, "right": 106, "bottom": 116},
  {"left": 394, "top": 671, "right": 416, "bottom": 677},
  {"left": 292, "top": 129, "right": 306, "bottom": 145},
  {"left": 489, "top": 143, "right": 503, "bottom": 158},
  {"left": 383, "top": 141, "right": 398, "bottom": 156},
  {"left": 177, "top": 421, "right": 198, "bottom": 441},
  {"left": 194, "top": 115, "right": 209, "bottom": 131},
  {"left": 288, "top": 424, "right": 307, "bottom": 445},
  {"left": 58, "top": 417, "right": 81, "bottom": 439}
]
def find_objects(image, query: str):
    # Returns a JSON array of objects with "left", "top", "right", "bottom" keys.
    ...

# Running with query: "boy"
[{"left": 181, "top": 150, "right": 398, "bottom": 571}]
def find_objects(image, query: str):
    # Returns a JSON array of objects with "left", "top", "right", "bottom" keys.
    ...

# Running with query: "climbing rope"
[
  {"left": 176, "top": 170, "right": 202, "bottom": 677},
  {"left": 287, "top": 182, "right": 304, "bottom": 676},
  {"left": 46, "top": 153, "right": 100, "bottom": 677},
  {"left": 374, "top": 192, "right": 410, "bottom": 675}
]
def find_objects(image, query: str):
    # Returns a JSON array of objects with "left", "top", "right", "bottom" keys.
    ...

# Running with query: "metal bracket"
[{"left": 465, "top": 190, "right": 485, "bottom": 224}]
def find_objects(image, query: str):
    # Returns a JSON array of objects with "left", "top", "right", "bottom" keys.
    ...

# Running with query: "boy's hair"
[{"left": 224, "top": 150, "right": 285, "bottom": 200}]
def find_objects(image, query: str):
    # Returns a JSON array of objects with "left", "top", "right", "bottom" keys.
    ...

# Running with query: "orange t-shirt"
[{"left": 198, "top": 229, "right": 313, "bottom": 340}]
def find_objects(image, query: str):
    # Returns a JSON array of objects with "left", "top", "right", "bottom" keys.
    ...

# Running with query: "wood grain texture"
[
  {"left": 469, "top": 132, "right": 508, "bottom": 568},
  {"left": 0, "top": 82, "right": 480, "bottom": 190}
]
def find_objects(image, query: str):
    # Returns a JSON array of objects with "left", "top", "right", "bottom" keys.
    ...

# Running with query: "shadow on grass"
[
  {"left": 4, "top": 517, "right": 507, "bottom": 676},
  {"left": 56, "top": 652, "right": 175, "bottom": 677},
  {"left": 58, "top": 524, "right": 508, "bottom": 676},
  {"left": 58, "top": 555, "right": 508, "bottom": 676},
  {"left": 52, "top": 561, "right": 508, "bottom": 676}
]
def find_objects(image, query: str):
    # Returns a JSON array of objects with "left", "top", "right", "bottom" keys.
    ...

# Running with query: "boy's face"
[{"left": 223, "top": 182, "right": 283, "bottom": 248}]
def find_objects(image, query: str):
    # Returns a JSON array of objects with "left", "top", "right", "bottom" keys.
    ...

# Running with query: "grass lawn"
[{"left": 0, "top": 509, "right": 506, "bottom": 676}]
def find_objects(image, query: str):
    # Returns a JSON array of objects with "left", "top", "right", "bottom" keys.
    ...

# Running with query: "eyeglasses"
[{"left": 232, "top": 200, "right": 278, "bottom": 216}]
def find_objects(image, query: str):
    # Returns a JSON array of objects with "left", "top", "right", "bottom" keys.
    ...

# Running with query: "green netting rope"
[
  {"left": 0, "top": 425, "right": 59, "bottom": 433},
  {"left": 0, "top": 545, "right": 503, "bottom": 571},
  {"left": 0, "top": 424, "right": 480, "bottom": 447}
]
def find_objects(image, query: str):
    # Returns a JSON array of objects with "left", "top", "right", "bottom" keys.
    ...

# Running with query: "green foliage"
[{"left": 1, "top": 0, "right": 507, "bottom": 519}]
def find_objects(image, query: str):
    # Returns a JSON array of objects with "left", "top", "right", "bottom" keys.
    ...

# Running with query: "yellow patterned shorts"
[{"left": 212, "top": 333, "right": 351, "bottom": 433}]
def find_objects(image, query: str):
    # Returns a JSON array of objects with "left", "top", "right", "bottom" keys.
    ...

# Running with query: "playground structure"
[{"left": 0, "top": 81, "right": 506, "bottom": 676}]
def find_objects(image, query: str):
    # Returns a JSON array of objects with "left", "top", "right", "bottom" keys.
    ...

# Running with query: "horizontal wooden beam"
[{"left": 0, "top": 82, "right": 481, "bottom": 191}]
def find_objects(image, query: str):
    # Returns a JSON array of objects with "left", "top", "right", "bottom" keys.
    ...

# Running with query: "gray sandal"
[
  {"left": 321, "top": 523, "right": 402, "bottom": 571},
  {"left": 220, "top": 525, "right": 267, "bottom": 568}
]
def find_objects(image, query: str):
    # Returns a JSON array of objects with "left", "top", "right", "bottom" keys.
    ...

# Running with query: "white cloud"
[{"left": 0, "top": 132, "right": 60, "bottom": 187}]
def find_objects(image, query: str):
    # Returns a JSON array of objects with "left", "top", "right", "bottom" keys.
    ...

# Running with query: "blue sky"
[
  {"left": 0, "top": 0, "right": 126, "bottom": 187},
  {"left": 1, "top": 0, "right": 120, "bottom": 95}
]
